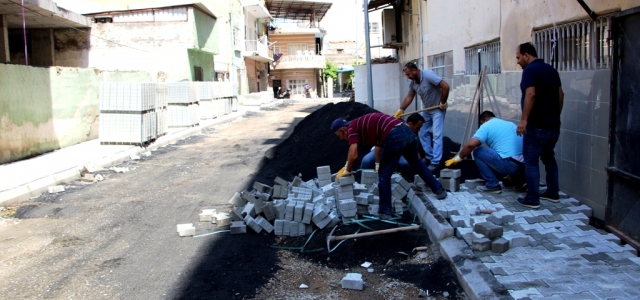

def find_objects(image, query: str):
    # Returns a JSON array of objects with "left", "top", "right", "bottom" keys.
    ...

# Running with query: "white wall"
[{"left": 354, "top": 63, "right": 401, "bottom": 115}]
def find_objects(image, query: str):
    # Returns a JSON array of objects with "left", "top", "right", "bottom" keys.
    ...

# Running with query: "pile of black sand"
[
  {"left": 252, "top": 101, "right": 482, "bottom": 185},
  {"left": 253, "top": 102, "right": 377, "bottom": 183}
]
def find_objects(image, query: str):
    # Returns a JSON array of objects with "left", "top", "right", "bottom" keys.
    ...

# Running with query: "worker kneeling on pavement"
[
  {"left": 360, "top": 113, "right": 427, "bottom": 179},
  {"left": 331, "top": 112, "right": 447, "bottom": 219},
  {"left": 445, "top": 111, "right": 525, "bottom": 194}
]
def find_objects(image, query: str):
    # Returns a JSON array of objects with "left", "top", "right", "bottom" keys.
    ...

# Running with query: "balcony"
[
  {"left": 243, "top": 40, "right": 272, "bottom": 62},
  {"left": 240, "top": 0, "right": 271, "bottom": 19},
  {"left": 273, "top": 53, "right": 326, "bottom": 70}
]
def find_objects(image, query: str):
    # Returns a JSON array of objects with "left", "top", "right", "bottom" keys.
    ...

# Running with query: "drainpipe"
[
  {"left": 576, "top": 0, "right": 598, "bottom": 21},
  {"left": 364, "top": 0, "right": 374, "bottom": 108},
  {"left": 416, "top": 0, "right": 424, "bottom": 112}
]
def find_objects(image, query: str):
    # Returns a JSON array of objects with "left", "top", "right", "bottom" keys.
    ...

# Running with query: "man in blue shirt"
[
  {"left": 445, "top": 111, "right": 524, "bottom": 194},
  {"left": 394, "top": 63, "right": 450, "bottom": 171},
  {"left": 516, "top": 42, "right": 564, "bottom": 209}
]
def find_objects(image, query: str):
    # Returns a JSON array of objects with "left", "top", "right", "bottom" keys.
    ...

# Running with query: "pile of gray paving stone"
[{"left": 218, "top": 166, "right": 427, "bottom": 235}]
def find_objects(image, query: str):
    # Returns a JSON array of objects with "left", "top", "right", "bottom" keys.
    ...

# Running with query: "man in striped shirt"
[{"left": 331, "top": 113, "right": 447, "bottom": 218}]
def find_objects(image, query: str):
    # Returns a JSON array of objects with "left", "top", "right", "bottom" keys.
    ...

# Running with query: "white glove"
[{"left": 375, "top": 163, "right": 380, "bottom": 173}]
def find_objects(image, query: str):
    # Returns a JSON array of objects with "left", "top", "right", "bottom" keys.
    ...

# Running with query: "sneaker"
[
  {"left": 436, "top": 189, "right": 447, "bottom": 200},
  {"left": 476, "top": 185, "right": 502, "bottom": 194},
  {"left": 539, "top": 191, "right": 560, "bottom": 203},
  {"left": 517, "top": 197, "right": 540, "bottom": 209},
  {"left": 428, "top": 164, "right": 438, "bottom": 171},
  {"left": 513, "top": 182, "right": 527, "bottom": 192}
]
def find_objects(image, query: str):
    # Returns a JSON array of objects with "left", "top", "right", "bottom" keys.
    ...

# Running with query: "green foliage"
[
  {"left": 322, "top": 61, "right": 339, "bottom": 81},
  {"left": 353, "top": 61, "right": 365, "bottom": 66}
]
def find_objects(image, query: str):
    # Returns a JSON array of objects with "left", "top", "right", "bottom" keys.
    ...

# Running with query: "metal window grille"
[
  {"left": 465, "top": 41, "right": 501, "bottom": 75},
  {"left": 430, "top": 54, "right": 445, "bottom": 77},
  {"left": 533, "top": 14, "right": 611, "bottom": 71},
  {"left": 369, "top": 22, "right": 379, "bottom": 33},
  {"left": 288, "top": 79, "right": 307, "bottom": 95}
]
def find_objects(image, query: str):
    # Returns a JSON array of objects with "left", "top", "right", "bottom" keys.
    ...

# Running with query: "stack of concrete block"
[
  {"left": 439, "top": 169, "right": 461, "bottom": 192},
  {"left": 273, "top": 177, "right": 289, "bottom": 199},
  {"left": 361, "top": 170, "right": 378, "bottom": 186},
  {"left": 393, "top": 198, "right": 404, "bottom": 214},
  {"left": 316, "top": 166, "right": 332, "bottom": 187},
  {"left": 336, "top": 184, "right": 354, "bottom": 201},
  {"left": 471, "top": 222, "right": 508, "bottom": 253}
]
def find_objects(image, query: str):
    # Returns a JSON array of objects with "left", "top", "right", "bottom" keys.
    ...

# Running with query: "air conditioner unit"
[{"left": 382, "top": 9, "right": 396, "bottom": 44}]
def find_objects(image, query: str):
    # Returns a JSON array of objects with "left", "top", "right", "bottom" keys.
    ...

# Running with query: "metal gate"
[{"left": 606, "top": 7, "right": 640, "bottom": 248}]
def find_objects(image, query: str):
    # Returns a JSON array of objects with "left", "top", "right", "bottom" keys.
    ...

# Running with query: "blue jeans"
[
  {"left": 379, "top": 125, "right": 444, "bottom": 214},
  {"left": 523, "top": 128, "right": 560, "bottom": 203},
  {"left": 360, "top": 149, "right": 414, "bottom": 178},
  {"left": 419, "top": 109, "right": 446, "bottom": 165},
  {"left": 472, "top": 147, "right": 524, "bottom": 189}
]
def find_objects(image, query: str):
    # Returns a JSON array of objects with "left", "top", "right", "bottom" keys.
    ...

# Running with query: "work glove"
[
  {"left": 445, "top": 155, "right": 461, "bottom": 167},
  {"left": 375, "top": 163, "right": 380, "bottom": 173},
  {"left": 336, "top": 166, "right": 353, "bottom": 181},
  {"left": 394, "top": 109, "right": 404, "bottom": 119},
  {"left": 439, "top": 102, "right": 448, "bottom": 110}
]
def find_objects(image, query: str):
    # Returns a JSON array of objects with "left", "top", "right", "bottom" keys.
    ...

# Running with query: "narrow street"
[{"left": 0, "top": 100, "right": 463, "bottom": 299}]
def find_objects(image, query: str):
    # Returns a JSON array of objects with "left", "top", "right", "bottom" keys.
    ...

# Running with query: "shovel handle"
[
  {"left": 398, "top": 105, "right": 441, "bottom": 117},
  {"left": 329, "top": 224, "right": 420, "bottom": 241}
]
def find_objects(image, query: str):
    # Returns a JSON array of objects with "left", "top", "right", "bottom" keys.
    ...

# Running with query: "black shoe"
[
  {"left": 379, "top": 214, "right": 394, "bottom": 220},
  {"left": 476, "top": 185, "right": 502, "bottom": 194},
  {"left": 540, "top": 191, "right": 560, "bottom": 203},
  {"left": 514, "top": 182, "right": 527, "bottom": 192},
  {"left": 517, "top": 197, "right": 540, "bottom": 209},
  {"left": 436, "top": 189, "right": 447, "bottom": 200}
]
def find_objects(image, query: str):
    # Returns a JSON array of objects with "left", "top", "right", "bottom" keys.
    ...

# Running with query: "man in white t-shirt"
[{"left": 445, "top": 111, "right": 524, "bottom": 194}]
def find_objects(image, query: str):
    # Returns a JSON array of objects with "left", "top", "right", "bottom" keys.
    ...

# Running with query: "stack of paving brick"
[
  {"left": 439, "top": 168, "right": 461, "bottom": 192},
  {"left": 155, "top": 83, "right": 168, "bottom": 138},
  {"left": 167, "top": 82, "right": 199, "bottom": 127},
  {"left": 225, "top": 165, "right": 421, "bottom": 237},
  {"left": 99, "top": 82, "right": 160, "bottom": 145}
]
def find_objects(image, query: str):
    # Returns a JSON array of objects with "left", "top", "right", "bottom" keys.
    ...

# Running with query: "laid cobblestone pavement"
[{"left": 423, "top": 182, "right": 640, "bottom": 299}]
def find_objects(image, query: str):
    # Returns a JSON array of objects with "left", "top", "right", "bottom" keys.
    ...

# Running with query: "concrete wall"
[
  {"left": 188, "top": 49, "right": 214, "bottom": 81},
  {"left": 354, "top": 63, "right": 401, "bottom": 115},
  {"left": 0, "top": 64, "right": 151, "bottom": 164},
  {"left": 193, "top": 7, "right": 219, "bottom": 54},
  {"left": 54, "top": 29, "right": 90, "bottom": 68}
]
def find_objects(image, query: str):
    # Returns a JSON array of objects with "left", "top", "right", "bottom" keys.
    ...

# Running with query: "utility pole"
[{"left": 363, "top": 0, "right": 374, "bottom": 108}]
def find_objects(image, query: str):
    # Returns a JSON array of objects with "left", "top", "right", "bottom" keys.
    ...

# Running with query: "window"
[
  {"left": 533, "top": 14, "right": 611, "bottom": 71},
  {"left": 288, "top": 44, "right": 308, "bottom": 55},
  {"left": 273, "top": 46, "right": 281, "bottom": 54},
  {"left": 465, "top": 41, "right": 501, "bottom": 75},
  {"left": 369, "top": 22, "right": 379, "bottom": 33},
  {"left": 430, "top": 54, "right": 445, "bottom": 77},
  {"left": 233, "top": 27, "right": 241, "bottom": 49},
  {"left": 288, "top": 79, "right": 308, "bottom": 95}
]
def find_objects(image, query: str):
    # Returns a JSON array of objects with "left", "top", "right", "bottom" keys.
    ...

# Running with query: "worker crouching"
[{"left": 331, "top": 112, "right": 447, "bottom": 219}]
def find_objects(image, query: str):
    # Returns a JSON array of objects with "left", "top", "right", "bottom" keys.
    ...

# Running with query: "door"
[
  {"left": 194, "top": 66, "right": 203, "bottom": 81},
  {"left": 607, "top": 7, "right": 640, "bottom": 246},
  {"left": 273, "top": 80, "right": 281, "bottom": 97}
]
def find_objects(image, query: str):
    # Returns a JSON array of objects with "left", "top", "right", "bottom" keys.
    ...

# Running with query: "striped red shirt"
[{"left": 347, "top": 113, "right": 402, "bottom": 147}]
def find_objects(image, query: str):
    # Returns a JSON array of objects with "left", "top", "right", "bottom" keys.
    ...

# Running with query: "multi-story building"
[
  {"left": 240, "top": 0, "right": 272, "bottom": 96},
  {"left": 365, "top": 0, "right": 640, "bottom": 243},
  {"left": 265, "top": 0, "right": 332, "bottom": 98}
]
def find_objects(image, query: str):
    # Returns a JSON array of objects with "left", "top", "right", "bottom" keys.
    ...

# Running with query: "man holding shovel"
[
  {"left": 395, "top": 62, "right": 450, "bottom": 171},
  {"left": 331, "top": 112, "right": 447, "bottom": 219}
]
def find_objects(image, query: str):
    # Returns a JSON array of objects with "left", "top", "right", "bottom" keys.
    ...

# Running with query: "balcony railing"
[
  {"left": 244, "top": 40, "right": 270, "bottom": 60},
  {"left": 274, "top": 54, "right": 326, "bottom": 69}
]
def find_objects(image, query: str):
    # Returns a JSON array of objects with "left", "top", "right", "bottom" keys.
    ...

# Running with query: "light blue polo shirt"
[
  {"left": 472, "top": 118, "right": 523, "bottom": 159},
  {"left": 409, "top": 69, "right": 443, "bottom": 107}
]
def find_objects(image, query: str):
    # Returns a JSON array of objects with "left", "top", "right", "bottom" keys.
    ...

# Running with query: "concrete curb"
[
  {"left": 410, "top": 192, "right": 512, "bottom": 300},
  {"left": 0, "top": 112, "right": 245, "bottom": 207}
]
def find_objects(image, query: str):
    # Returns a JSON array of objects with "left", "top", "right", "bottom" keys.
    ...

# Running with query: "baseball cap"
[{"left": 330, "top": 118, "right": 351, "bottom": 132}]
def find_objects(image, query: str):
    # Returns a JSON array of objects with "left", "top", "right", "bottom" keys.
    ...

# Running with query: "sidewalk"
[
  {"left": 412, "top": 182, "right": 640, "bottom": 300},
  {"left": 0, "top": 104, "right": 264, "bottom": 206}
]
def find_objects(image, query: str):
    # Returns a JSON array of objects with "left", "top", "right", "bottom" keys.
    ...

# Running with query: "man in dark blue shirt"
[{"left": 516, "top": 42, "right": 564, "bottom": 209}]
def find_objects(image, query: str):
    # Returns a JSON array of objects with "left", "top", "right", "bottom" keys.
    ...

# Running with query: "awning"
[
  {"left": 337, "top": 66, "right": 354, "bottom": 73},
  {"left": 368, "top": 0, "right": 397, "bottom": 12},
  {"left": 265, "top": 0, "right": 332, "bottom": 22},
  {"left": 0, "top": 0, "right": 91, "bottom": 28}
]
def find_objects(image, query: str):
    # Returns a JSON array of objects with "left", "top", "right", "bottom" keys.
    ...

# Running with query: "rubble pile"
[
  {"left": 371, "top": 56, "right": 398, "bottom": 64},
  {"left": 210, "top": 166, "right": 430, "bottom": 236}
]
